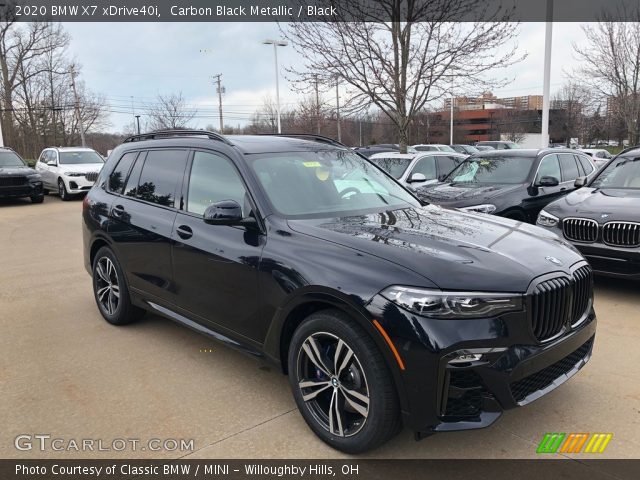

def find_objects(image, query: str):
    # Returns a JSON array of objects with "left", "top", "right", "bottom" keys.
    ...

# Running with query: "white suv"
[{"left": 35, "top": 147, "right": 105, "bottom": 200}]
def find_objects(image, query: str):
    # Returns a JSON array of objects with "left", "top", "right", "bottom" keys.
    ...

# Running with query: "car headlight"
[
  {"left": 537, "top": 210, "right": 559, "bottom": 227},
  {"left": 381, "top": 286, "right": 523, "bottom": 319},
  {"left": 459, "top": 204, "right": 497, "bottom": 214}
]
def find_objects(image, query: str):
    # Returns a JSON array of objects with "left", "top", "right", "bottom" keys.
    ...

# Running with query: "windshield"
[
  {"left": 446, "top": 156, "right": 535, "bottom": 184},
  {"left": 368, "top": 157, "right": 413, "bottom": 179},
  {"left": 0, "top": 151, "right": 26, "bottom": 167},
  {"left": 590, "top": 156, "right": 640, "bottom": 189},
  {"left": 248, "top": 150, "right": 420, "bottom": 218},
  {"left": 59, "top": 151, "right": 104, "bottom": 165}
]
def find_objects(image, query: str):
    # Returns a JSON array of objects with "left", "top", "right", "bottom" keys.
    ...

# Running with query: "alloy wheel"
[
  {"left": 296, "top": 332, "right": 370, "bottom": 437},
  {"left": 95, "top": 257, "right": 120, "bottom": 316},
  {"left": 58, "top": 180, "right": 66, "bottom": 199}
]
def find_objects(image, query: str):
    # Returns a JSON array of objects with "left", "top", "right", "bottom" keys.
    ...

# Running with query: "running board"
[{"left": 146, "top": 301, "right": 263, "bottom": 357}]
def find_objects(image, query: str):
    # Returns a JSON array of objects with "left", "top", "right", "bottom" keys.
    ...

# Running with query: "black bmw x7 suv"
[{"left": 82, "top": 130, "right": 596, "bottom": 453}]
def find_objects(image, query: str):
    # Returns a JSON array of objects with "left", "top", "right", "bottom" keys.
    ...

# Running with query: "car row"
[
  {"left": 0, "top": 146, "right": 104, "bottom": 204},
  {"left": 82, "top": 130, "right": 596, "bottom": 454},
  {"left": 368, "top": 151, "right": 466, "bottom": 189}
]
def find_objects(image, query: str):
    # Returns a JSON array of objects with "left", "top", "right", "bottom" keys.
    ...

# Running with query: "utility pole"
[
  {"left": 335, "top": 78, "right": 341, "bottom": 142},
  {"left": 70, "top": 65, "right": 86, "bottom": 147},
  {"left": 359, "top": 118, "right": 362, "bottom": 146},
  {"left": 314, "top": 74, "right": 321, "bottom": 134},
  {"left": 212, "top": 74, "right": 224, "bottom": 134},
  {"left": 450, "top": 76, "right": 454, "bottom": 145}
]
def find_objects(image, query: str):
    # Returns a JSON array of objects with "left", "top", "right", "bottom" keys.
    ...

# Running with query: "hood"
[
  {"left": 287, "top": 205, "right": 584, "bottom": 293},
  {"left": 416, "top": 182, "right": 522, "bottom": 207},
  {"left": 0, "top": 165, "right": 37, "bottom": 176},
  {"left": 545, "top": 187, "right": 640, "bottom": 222},
  {"left": 59, "top": 163, "right": 103, "bottom": 173}
]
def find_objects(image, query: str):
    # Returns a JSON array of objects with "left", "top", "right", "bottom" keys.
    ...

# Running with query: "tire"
[
  {"left": 43, "top": 189, "right": 49, "bottom": 195},
  {"left": 92, "top": 246, "right": 145, "bottom": 325},
  {"left": 58, "top": 178, "right": 71, "bottom": 201},
  {"left": 288, "top": 309, "right": 401, "bottom": 453},
  {"left": 30, "top": 195, "right": 44, "bottom": 204}
]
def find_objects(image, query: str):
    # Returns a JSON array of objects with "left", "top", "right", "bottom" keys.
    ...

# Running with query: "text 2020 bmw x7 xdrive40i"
[{"left": 82, "top": 130, "right": 596, "bottom": 453}]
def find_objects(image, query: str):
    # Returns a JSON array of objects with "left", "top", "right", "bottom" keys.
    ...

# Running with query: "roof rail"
[
  {"left": 123, "top": 129, "right": 233, "bottom": 145},
  {"left": 256, "top": 133, "right": 348, "bottom": 148}
]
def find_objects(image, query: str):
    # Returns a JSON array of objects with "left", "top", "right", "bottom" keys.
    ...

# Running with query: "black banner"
[
  {"left": 2, "top": 460, "right": 640, "bottom": 480},
  {"left": 1, "top": 0, "right": 640, "bottom": 23}
]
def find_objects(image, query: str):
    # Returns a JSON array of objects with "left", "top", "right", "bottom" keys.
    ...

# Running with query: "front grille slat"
[
  {"left": 0, "top": 176, "right": 27, "bottom": 186},
  {"left": 529, "top": 266, "right": 593, "bottom": 342},
  {"left": 603, "top": 221, "right": 640, "bottom": 247},
  {"left": 85, "top": 172, "right": 99, "bottom": 182},
  {"left": 563, "top": 218, "right": 598, "bottom": 243}
]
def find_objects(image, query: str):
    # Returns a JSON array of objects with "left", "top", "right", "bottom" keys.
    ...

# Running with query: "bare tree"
[
  {"left": 147, "top": 92, "right": 197, "bottom": 131},
  {"left": 552, "top": 81, "right": 592, "bottom": 146},
  {"left": 574, "top": 11, "right": 640, "bottom": 143},
  {"left": 283, "top": 0, "right": 522, "bottom": 152}
]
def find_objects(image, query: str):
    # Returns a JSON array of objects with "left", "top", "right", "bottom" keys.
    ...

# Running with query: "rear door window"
[
  {"left": 132, "top": 150, "right": 188, "bottom": 208},
  {"left": 558, "top": 153, "right": 580, "bottom": 182}
]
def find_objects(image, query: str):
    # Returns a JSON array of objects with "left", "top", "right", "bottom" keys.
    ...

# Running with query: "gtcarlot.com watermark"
[{"left": 15, "top": 434, "right": 194, "bottom": 452}]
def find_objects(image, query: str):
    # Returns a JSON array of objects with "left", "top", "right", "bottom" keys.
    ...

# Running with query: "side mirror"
[
  {"left": 574, "top": 176, "right": 587, "bottom": 188},
  {"left": 537, "top": 176, "right": 559, "bottom": 187},
  {"left": 46, "top": 160, "right": 57, "bottom": 166},
  {"left": 203, "top": 200, "right": 243, "bottom": 225},
  {"left": 408, "top": 172, "right": 427, "bottom": 183}
]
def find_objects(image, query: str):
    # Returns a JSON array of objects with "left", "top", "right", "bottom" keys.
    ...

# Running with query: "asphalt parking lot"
[{"left": 1, "top": 195, "right": 638, "bottom": 460}]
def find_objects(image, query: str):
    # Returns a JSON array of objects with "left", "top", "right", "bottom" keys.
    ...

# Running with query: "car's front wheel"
[
  {"left": 92, "top": 246, "right": 145, "bottom": 325},
  {"left": 30, "top": 194, "right": 44, "bottom": 203},
  {"left": 288, "top": 310, "right": 401, "bottom": 453},
  {"left": 58, "top": 178, "right": 71, "bottom": 201}
]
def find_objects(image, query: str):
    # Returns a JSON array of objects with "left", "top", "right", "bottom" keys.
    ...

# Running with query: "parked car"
[
  {"left": 475, "top": 145, "right": 495, "bottom": 151},
  {"left": 537, "top": 147, "right": 640, "bottom": 279},
  {"left": 411, "top": 143, "right": 456, "bottom": 153},
  {"left": 83, "top": 131, "right": 596, "bottom": 453},
  {"left": 451, "top": 144, "right": 479, "bottom": 155},
  {"left": 0, "top": 147, "right": 43, "bottom": 203},
  {"left": 369, "top": 151, "right": 466, "bottom": 189},
  {"left": 475, "top": 140, "right": 520, "bottom": 150},
  {"left": 415, "top": 149, "right": 598, "bottom": 223},
  {"left": 36, "top": 147, "right": 105, "bottom": 200},
  {"left": 579, "top": 148, "right": 612, "bottom": 169}
]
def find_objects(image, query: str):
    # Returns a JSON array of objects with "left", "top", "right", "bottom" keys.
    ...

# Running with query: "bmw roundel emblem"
[
  {"left": 545, "top": 256, "right": 563, "bottom": 266},
  {"left": 601, "top": 213, "right": 610, "bottom": 219}
]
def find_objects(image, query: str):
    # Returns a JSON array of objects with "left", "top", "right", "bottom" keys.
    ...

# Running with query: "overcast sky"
[{"left": 63, "top": 22, "right": 589, "bottom": 133}]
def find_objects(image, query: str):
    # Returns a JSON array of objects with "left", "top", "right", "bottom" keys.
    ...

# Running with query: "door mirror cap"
[
  {"left": 46, "top": 160, "right": 57, "bottom": 166},
  {"left": 203, "top": 200, "right": 244, "bottom": 225},
  {"left": 537, "top": 176, "right": 560, "bottom": 187},
  {"left": 574, "top": 176, "right": 587, "bottom": 188},
  {"left": 408, "top": 172, "right": 427, "bottom": 183}
]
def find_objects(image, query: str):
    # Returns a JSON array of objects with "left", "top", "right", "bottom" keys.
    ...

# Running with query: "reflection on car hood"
[
  {"left": 59, "top": 163, "right": 103, "bottom": 173},
  {"left": 545, "top": 187, "right": 640, "bottom": 222},
  {"left": 415, "top": 182, "right": 522, "bottom": 206},
  {"left": 0, "top": 166, "right": 37, "bottom": 176},
  {"left": 288, "top": 205, "right": 584, "bottom": 292}
]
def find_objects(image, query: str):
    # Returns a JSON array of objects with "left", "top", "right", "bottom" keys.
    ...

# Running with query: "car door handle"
[
  {"left": 176, "top": 225, "right": 193, "bottom": 240},
  {"left": 112, "top": 204, "right": 125, "bottom": 217}
]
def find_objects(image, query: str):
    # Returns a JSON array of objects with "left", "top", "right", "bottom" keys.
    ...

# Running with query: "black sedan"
[
  {"left": 537, "top": 148, "right": 640, "bottom": 279},
  {"left": 415, "top": 149, "right": 598, "bottom": 223},
  {"left": 0, "top": 148, "right": 44, "bottom": 203}
]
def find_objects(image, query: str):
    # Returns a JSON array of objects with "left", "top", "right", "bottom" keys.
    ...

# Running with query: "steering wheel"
[{"left": 339, "top": 187, "right": 361, "bottom": 199}]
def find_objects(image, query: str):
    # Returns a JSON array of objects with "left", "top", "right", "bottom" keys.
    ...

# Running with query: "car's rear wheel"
[
  {"left": 58, "top": 178, "right": 71, "bottom": 201},
  {"left": 288, "top": 309, "right": 401, "bottom": 453},
  {"left": 92, "top": 246, "right": 145, "bottom": 325}
]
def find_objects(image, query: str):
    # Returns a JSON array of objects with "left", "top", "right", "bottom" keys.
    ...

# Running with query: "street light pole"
[
  {"left": 450, "top": 77, "right": 454, "bottom": 145},
  {"left": 541, "top": 0, "right": 554, "bottom": 148},
  {"left": 135, "top": 115, "right": 141, "bottom": 135},
  {"left": 263, "top": 39, "right": 288, "bottom": 134}
]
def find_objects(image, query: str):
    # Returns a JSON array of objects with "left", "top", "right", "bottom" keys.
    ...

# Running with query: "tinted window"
[
  {"left": 108, "top": 152, "right": 137, "bottom": 193},
  {"left": 575, "top": 155, "right": 594, "bottom": 176},
  {"left": 536, "top": 154, "right": 561, "bottom": 183},
  {"left": 124, "top": 155, "right": 144, "bottom": 197},
  {"left": 0, "top": 151, "right": 25, "bottom": 167},
  {"left": 436, "top": 156, "right": 458, "bottom": 176},
  {"left": 368, "top": 157, "right": 412, "bottom": 179},
  {"left": 187, "top": 151, "right": 247, "bottom": 216},
  {"left": 450, "top": 156, "right": 535, "bottom": 184},
  {"left": 411, "top": 156, "right": 437, "bottom": 180},
  {"left": 132, "top": 150, "right": 187, "bottom": 207},
  {"left": 559, "top": 154, "right": 580, "bottom": 182}
]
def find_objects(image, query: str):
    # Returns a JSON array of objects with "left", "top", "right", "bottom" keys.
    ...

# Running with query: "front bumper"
[
  {"left": 62, "top": 175, "right": 96, "bottom": 194},
  {"left": 0, "top": 182, "right": 42, "bottom": 198},
  {"left": 366, "top": 283, "right": 596, "bottom": 434}
]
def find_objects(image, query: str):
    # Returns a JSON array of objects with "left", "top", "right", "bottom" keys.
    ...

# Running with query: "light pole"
[
  {"left": 541, "top": 0, "right": 554, "bottom": 148},
  {"left": 263, "top": 39, "right": 288, "bottom": 133}
]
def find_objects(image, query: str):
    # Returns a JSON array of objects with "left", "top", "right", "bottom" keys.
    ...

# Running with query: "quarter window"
[
  {"left": 187, "top": 151, "right": 247, "bottom": 216},
  {"left": 132, "top": 150, "right": 188, "bottom": 208},
  {"left": 108, "top": 152, "right": 137, "bottom": 193}
]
